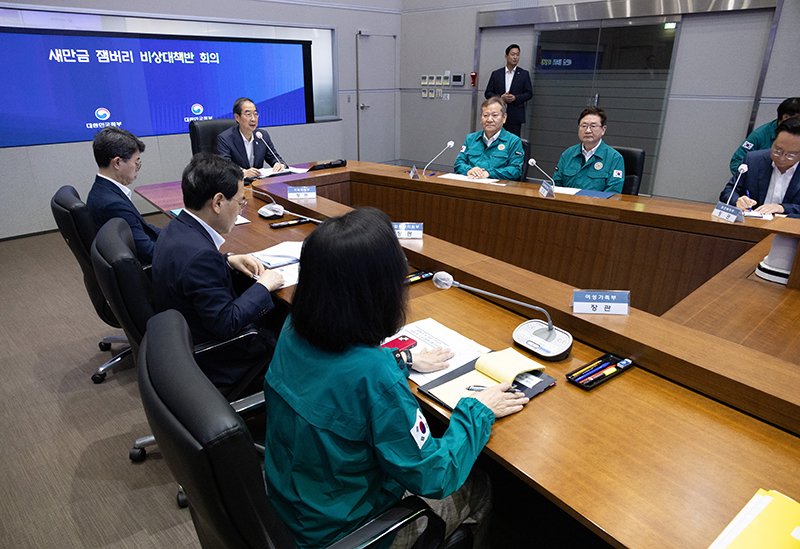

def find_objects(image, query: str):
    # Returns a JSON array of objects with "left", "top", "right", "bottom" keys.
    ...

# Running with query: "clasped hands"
[{"left": 467, "top": 166, "right": 490, "bottom": 179}]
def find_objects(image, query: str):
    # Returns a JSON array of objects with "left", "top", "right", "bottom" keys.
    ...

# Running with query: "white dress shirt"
[
  {"left": 504, "top": 67, "right": 516, "bottom": 94},
  {"left": 765, "top": 161, "right": 798, "bottom": 205},
  {"left": 184, "top": 209, "right": 225, "bottom": 250},
  {"left": 97, "top": 173, "right": 132, "bottom": 198},
  {"left": 240, "top": 130, "right": 255, "bottom": 168}
]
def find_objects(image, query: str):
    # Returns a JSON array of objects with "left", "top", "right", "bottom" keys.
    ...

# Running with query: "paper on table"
[
  {"left": 235, "top": 214, "right": 250, "bottom": 225},
  {"left": 273, "top": 262, "right": 299, "bottom": 288},
  {"left": 250, "top": 241, "right": 303, "bottom": 269},
  {"left": 437, "top": 173, "right": 504, "bottom": 185},
  {"left": 384, "top": 317, "right": 489, "bottom": 385},
  {"left": 553, "top": 186, "right": 581, "bottom": 195},
  {"left": 257, "top": 167, "right": 292, "bottom": 178}
]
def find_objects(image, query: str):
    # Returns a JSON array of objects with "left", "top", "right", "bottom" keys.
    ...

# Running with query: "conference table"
[{"left": 137, "top": 162, "right": 800, "bottom": 549}]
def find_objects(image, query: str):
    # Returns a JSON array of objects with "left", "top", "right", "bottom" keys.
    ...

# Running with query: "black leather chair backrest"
[
  {"left": 92, "top": 219, "right": 155, "bottom": 362},
  {"left": 520, "top": 138, "right": 531, "bottom": 182},
  {"left": 189, "top": 119, "right": 238, "bottom": 155},
  {"left": 615, "top": 147, "right": 645, "bottom": 196},
  {"left": 51, "top": 185, "right": 120, "bottom": 328},
  {"left": 139, "top": 310, "right": 298, "bottom": 549}
]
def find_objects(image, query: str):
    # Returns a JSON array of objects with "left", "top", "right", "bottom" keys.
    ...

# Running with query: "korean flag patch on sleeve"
[
  {"left": 743, "top": 141, "right": 754, "bottom": 151},
  {"left": 460, "top": 145, "right": 466, "bottom": 152},
  {"left": 410, "top": 408, "right": 430, "bottom": 449},
  {"left": 613, "top": 169, "right": 623, "bottom": 178}
]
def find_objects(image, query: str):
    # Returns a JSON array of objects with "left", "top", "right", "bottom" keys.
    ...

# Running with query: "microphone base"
[{"left": 512, "top": 319, "right": 573, "bottom": 362}]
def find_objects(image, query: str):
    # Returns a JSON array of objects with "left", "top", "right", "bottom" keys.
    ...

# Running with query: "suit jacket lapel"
[
  {"left": 782, "top": 165, "right": 800, "bottom": 204},
  {"left": 232, "top": 131, "right": 250, "bottom": 168}
]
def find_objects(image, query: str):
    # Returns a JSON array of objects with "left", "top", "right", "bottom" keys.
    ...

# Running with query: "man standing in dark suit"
[
  {"left": 720, "top": 118, "right": 800, "bottom": 215},
  {"left": 217, "top": 97, "right": 285, "bottom": 179},
  {"left": 484, "top": 44, "right": 533, "bottom": 137},
  {"left": 87, "top": 127, "right": 160, "bottom": 263},
  {"left": 152, "top": 153, "right": 284, "bottom": 388}
]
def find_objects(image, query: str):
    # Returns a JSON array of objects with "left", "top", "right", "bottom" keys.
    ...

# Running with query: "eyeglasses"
[
  {"left": 241, "top": 111, "right": 259, "bottom": 119},
  {"left": 133, "top": 158, "right": 142, "bottom": 169},
  {"left": 579, "top": 123, "right": 604, "bottom": 131},
  {"left": 481, "top": 113, "right": 503, "bottom": 120},
  {"left": 771, "top": 146, "right": 800, "bottom": 161},
  {"left": 231, "top": 197, "right": 248, "bottom": 211}
]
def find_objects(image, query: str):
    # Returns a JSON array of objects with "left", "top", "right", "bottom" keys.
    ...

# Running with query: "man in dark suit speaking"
[
  {"left": 217, "top": 97, "right": 285, "bottom": 179},
  {"left": 720, "top": 117, "right": 800, "bottom": 215},
  {"left": 87, "top": 127, "right": 160, "bottom": 263},
  {"left": 484, "top": 44, "right": 533, "bottom": 137},
  {"left": 152, "top": 153, "right": 284, "bottom": 388}
]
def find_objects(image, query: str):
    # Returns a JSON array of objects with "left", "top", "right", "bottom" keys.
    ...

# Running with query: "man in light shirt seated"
[
  {"left": 217, "top": 96, "right": 285, "bottom": 179},
  {"left": 87, "top": 127, "right": 160, "bottom": 263},
  {"left": 720, "top": 117, "right": 800, "bottom": 215},
  {"left": 552, "top": 107, "right": 625, "bottom": 194},
  {"left": 454, "top": 96, "right": 524, "bottom": 181}
]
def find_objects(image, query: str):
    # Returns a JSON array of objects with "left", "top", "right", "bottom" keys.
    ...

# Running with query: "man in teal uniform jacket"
[
  {"left": 552, "top": 106, "right": 624, "bottom": 194},
  {"left": 729, "top": 97, "right": 800, "bottom": 175},
  {"left": 454, "top": 96, "right": 524, "bottom": 181}
]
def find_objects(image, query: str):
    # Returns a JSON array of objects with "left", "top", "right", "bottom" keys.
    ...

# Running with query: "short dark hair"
[
  {"left": 233, "top": 97, "right": 256, "bottom": 116},
  {"left": 579, "top": 107, "right": 607, "bottom": 127},
  {"left": 777, "top": 97, "right": 800, "bottom": 119},
  {"left": 290, "top": 207, "right": 408, "bottom": 353},
  {"left": 181, "top": 153, "right": 242, "bottom": 211},
  {"left": 93, "top": 127, "right": 145, "bottom": 168},
  {"left": 505, "top": 44, "right": 520, "bottom": 56},
  {"left": 481, "top": 96, "right": 507, "bottom": 115},
  {"left": 775, "top": 117, "right": 800, "bottom": 139}
]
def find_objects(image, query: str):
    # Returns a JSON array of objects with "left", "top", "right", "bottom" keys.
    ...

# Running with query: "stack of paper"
[
  {"left": 708, "top": 489, "right": 800, "bottom": 548},
  {"left": 250, "top": 241, "right": 304, "bottom": 288}
]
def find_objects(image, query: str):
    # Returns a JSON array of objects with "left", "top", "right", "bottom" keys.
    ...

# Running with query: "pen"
[
  {"left": 569, "top": 358, "right": 602, "bottom": 380},
  {"left": 466, "top": 385, "right": 486, "bottom": 391},
  {"left": 575, "top": 361, "right": 610, "bottom": 383},
  {"left": 745, "top": 190, "right": 753, "bottom": 211},
  {"left": 581, "top": 365, "right": 617, "bottom": 384}
]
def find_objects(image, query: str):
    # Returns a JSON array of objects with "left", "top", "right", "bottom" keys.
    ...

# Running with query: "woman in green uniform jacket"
[{"left": 263, "top": 207, "right": 528, "bottom": 549}]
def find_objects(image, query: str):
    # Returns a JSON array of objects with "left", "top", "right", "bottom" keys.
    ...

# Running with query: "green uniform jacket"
[
  {"left": 454, "top": 128, "right": 524, "bottom": 181},
  {"left": 552, "top": 140, "right": 625, "bottom": 194},
  {"left": 263, "top": 318, "right": 495, "bottom": 549},
  {"left": 730, "top": 119, "right": 778, "bottom": 175}
]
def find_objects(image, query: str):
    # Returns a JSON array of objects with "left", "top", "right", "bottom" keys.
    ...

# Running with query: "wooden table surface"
[{"left": 137, "top": 167, "right": 800, "bottom": 549}]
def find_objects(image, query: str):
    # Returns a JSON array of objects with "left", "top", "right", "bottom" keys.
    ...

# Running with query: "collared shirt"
[
  {"left": 240, "top": 129, "right": 255, "bottom": 168},
  {"left": 766, "top": 161, "right": 799, "bottom": 205},
  {"left": 582, "top": 141, "right": 602, "bottom": 163},
  {"left": 96, "top": 173, "right": 132, "bottom": 199},
  {"left": 504, "top": 66, "right": 516, "bottom": 93},
  {"left": 183, "top": 209, "right": 225, "bottom": 250},
  {"left": 483, "top": 131, "right": 500, "bottom": 148}
]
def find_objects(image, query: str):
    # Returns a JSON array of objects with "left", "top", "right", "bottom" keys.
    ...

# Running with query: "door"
[{"left": 356, "top": 33, "right": 397, "bottom": 163}]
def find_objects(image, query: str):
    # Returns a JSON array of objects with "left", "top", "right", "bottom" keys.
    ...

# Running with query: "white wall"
[{"left": 0, "top": 0, "right": 401, "bottom": 239}]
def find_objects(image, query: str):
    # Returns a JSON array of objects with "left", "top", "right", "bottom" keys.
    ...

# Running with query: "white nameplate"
[
  {"left": 539, "top": 180, "right": 555, "bottom": 198},
  {"left": 393, "top": 222, "right": 423, "bottom": 239},
  {"left": 409, "top": 165, "right": 420, "bottom": 180},
  {"left": 573, "top": 290, "right": 630, "bottom": 315},
  {"left": 288, "top": 186, "right": 316, "bottom": 199},
  {"left": 712, "top": 202, "right": 744, "bottom": 223}
]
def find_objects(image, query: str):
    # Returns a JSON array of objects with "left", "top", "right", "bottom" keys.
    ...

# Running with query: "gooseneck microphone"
[
  {"left": 528, "top": 158, "right": 555, "bottom": 185},
  {"left": 255, "top": 130, "right": 286, "bottom": 168},
  {"left": 423, "top": 140, "right": 455, "bottom": 174},
  {"left": 432, "top": 271, "right": 573, "bottom": 361},
  {"left": 725, "top": 163, "right": 749, "bottom": 206}
]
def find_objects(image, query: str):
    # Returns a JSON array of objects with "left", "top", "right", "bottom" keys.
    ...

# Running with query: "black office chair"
[
  {"left": 615, "top": 147, "right": 645, "bottom": 196},
  {"left": 519, "top": 138, "right": 531, "bottom": 182},
  {"left": 189, "top": 119, "right": 237, "bottom": 155},
  {"left": 51, "top": 185, "right": 130, "bottom": 383},
  {"left": 138, "top": 309, "right": 473, "bottom": 549},
  {"left": 91, "top": 218, "right": 269, "bottom": 463}
]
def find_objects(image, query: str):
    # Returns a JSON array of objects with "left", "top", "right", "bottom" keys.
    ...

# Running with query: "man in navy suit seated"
[
  {"left": 152, "top": 153, "right": 284, "bottom": 388},
  {"left": 720, "top": 117, "right": 800, "bottom": 215},
  {"left": 87, "top": 127, "right": 160, "bottom": 263},
  {"left": 484, "top": 44, "right": 533, "bottom": 137},
  {"left": 217, "top": 97, "right": 285, "bottom": 179}
]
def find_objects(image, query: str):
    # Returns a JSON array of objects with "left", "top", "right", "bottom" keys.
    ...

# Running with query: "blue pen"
[
  {"left": 745, "top": 190, "right": 753, "bottom": 211},
  {"left": 575, "top": 361, "right": 611, "bottom": 383}
]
